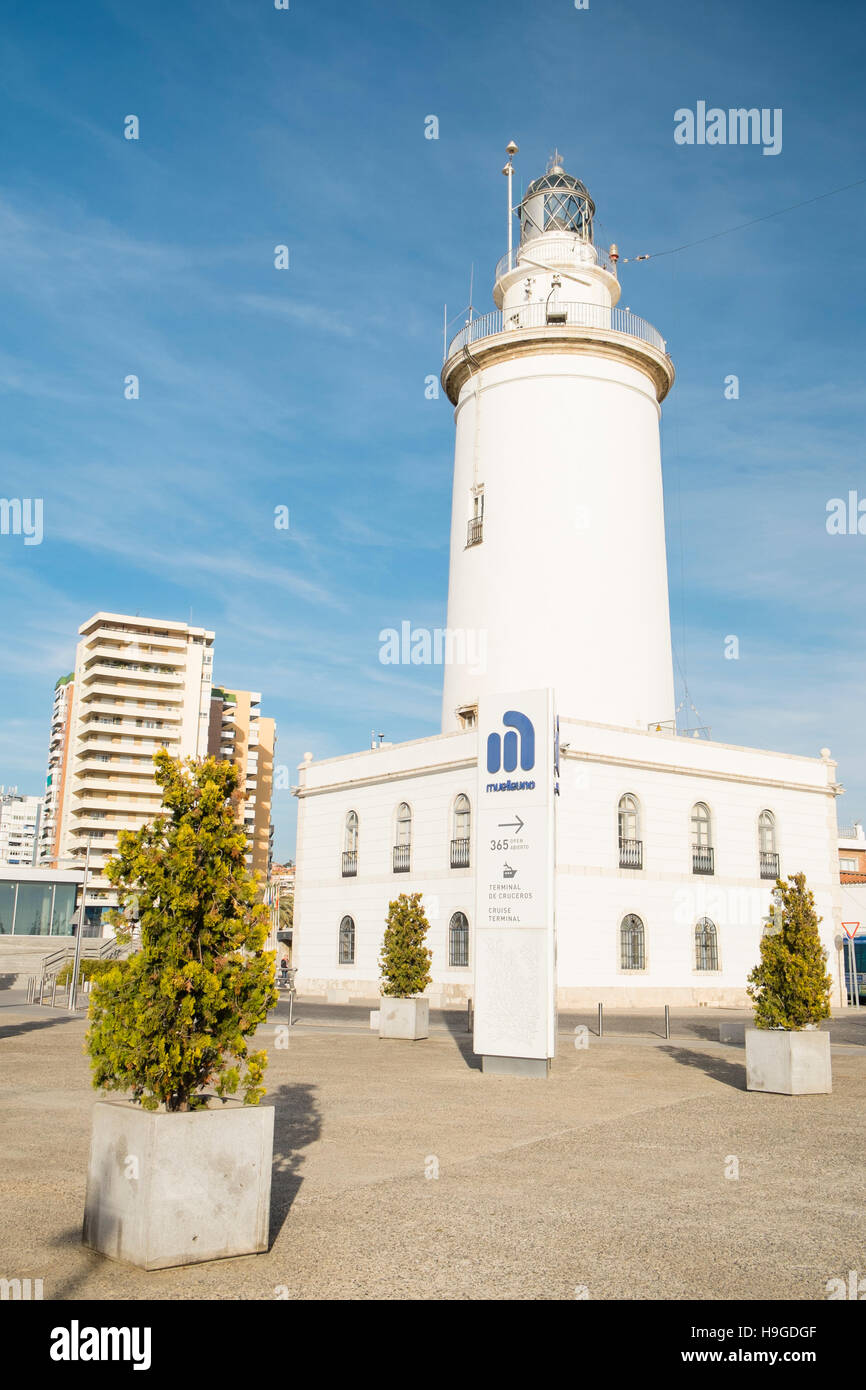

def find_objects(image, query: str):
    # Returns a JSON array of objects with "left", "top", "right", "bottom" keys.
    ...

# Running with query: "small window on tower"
[
  {"left": 456, "top": 706, "right": 477, "bottom": 731},
  {"left": 467, "top": 489, "right": 484, "bottom": 547}
]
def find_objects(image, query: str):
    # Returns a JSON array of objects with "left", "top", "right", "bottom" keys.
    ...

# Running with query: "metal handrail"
[{"left": 446, "top": 301, "right": 666, "bottom": 361}]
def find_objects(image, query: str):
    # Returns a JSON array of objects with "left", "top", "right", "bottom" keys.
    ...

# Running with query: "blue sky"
[{"left": 0, "top": 0, "right": 864, "bottom": 859}]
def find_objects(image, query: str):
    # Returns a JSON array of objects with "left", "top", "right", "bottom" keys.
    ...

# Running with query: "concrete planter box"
[
  {"left": 378, "top": 997, "right": 429, "bottom": 1040},
  {"left": 745, "top": 1028, "right": 831, "bottom": 1095},
  {"left": 83, "top": 1098, "right": 274, "bottom": 1270}
]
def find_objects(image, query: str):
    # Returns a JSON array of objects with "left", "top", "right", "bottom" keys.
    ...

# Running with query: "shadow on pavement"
[
  {"left": 0, "top": 1014, "right": 84, "bottom": 1041},
  {"left": 659, "top": 1044, "right": 747, "bottom": 1091},
  {"left": 267, "top": 1082, "right": 321, "bottom": 1246}
]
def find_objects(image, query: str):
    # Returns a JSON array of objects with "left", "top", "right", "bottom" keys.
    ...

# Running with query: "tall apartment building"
[
  {"left": 207, "top": 687, "right": 275, "bottom": 880},
  {"left": 55, "top": 613, "right": 215, "bottom": 931},
  {"left": 39, "top": 672, "right": 74, "bottom": 867},
  {"left": 0, "top": 789, "right": 43, "bottom": 866}
]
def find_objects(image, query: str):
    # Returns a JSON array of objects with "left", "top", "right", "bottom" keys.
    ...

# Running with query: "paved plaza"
[{"left": 2, "top": 992, "right": 865, "bottom": 1301}]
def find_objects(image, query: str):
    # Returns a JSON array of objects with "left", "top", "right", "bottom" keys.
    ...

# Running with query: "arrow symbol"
[{"left": 498, "top": 815, "right": 524, "bottom": 833}]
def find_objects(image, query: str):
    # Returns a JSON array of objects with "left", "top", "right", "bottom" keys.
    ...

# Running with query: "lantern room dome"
[{"left": 519, "top": 152, "right": 596, "bottom": 245}]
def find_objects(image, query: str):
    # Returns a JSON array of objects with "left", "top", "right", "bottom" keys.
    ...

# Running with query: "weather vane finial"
[{"left": 548, "top": 148, "right": 565, "bottom": 173}]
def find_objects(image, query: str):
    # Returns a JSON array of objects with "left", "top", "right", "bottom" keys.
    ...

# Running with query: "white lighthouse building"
[{"left": 292, "top": 151, "right": 847, "bottom": 1012}]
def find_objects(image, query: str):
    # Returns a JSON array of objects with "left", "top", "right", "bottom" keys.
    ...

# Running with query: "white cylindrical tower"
[{"left": 440, "top": 152, "right": 676, "bottom": 734}]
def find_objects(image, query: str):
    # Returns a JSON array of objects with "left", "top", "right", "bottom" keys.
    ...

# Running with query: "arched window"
[
  {"left": 695, "top": 918, "right": 718, "bottom": 971},
  {"left": 758, "top": 810, "right": 779, "bottom": 880},
  {"left": 395, "top": 802, "right": 412, "bottom": 845},
  {"left": 618, "top": 794, "right": 642, "bottom": 869},
  {"left": 758, "top": 810, "right": 776, "bottom": 852},
  {"left": 449, "top": 911, "right": 470, "bottom": 967},
  {"left": 393, "top": 803, "right": 412, "bottom": 872},
  {"left": 342, "top": 811, "right": 358, "bottom": 877},
  {"left": 620, "top": 914, "right": 645, "bottom": 971},
  {"left": 338, "top": 915, "right": 355, "bottom": 964},
  {"left": 451, "top": 794, "right": 471, "bottom": 868},
  {"left": 691, "top": 802, "right": 714, "bottom": 874}
]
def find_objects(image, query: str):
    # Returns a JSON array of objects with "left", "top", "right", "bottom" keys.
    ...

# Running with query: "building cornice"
[
  {"left": 563, "top": 748, "right": 839, "bottom": 797},
  {"left": 441, "top": 325, "right": 675, "bottom": 405},
  {"left": 293, "top": 755, "right": 477, "bottom": 800}
]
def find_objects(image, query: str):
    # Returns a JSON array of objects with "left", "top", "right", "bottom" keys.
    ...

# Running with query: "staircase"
[{"left": 25, "top": 934, "right": 138, "bottom": 1010}]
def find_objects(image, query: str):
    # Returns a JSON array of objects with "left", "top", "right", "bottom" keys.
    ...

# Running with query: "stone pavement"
[{"left": 1, "top": 996, "right": 864, "bottom": 1300}]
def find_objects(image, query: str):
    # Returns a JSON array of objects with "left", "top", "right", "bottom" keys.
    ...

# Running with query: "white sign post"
[{"left": 473, "top": 688, "right": 557, "bottom": 1077}]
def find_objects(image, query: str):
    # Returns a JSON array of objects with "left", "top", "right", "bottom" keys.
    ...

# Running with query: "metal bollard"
[
  {"left": 467, "top": 998, "right": 473, "bottom": 1033},
  {"left": 664, "top": 1004, "right": 671, "bottom": 1039},
  {"left": 598, "top": 1002, "right": 604, "bottom": 1038}
]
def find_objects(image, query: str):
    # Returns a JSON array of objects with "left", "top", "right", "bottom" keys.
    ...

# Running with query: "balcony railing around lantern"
[
  {"left": 451, "top": 837, "right": 471, "bottom": 869},
  {"left": 619, "top": 838, "right": 643, "bottom": 870},
  {"left": 467, "top": 516, "right": 483, "bottom": 547},
  {"left": 341, "top": 850, "right": 358, "bottom": 878},
  {"left": 759, "top": 850, "right": 780, "bottom": 880},
  {"left": 494, "top": 236, "right": 617, "bottom": 283},
  {"left": 392, "top": 844, "right": 411, "bottom": 874},
  {"left": 692, "top": 844, "right": 714, "bottom": 875},
  {"left": 446, "top": 301, "right": 666, "bottom": 361}
]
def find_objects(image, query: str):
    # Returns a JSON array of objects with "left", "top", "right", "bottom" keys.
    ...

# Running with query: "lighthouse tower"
[{"left": 440, "top": 151, "right": 677, "bottom": 734}]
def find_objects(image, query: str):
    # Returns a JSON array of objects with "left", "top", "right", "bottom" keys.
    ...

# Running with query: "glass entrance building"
[{"left": 0, "top": 867, "right": 83, "bottom": 935}]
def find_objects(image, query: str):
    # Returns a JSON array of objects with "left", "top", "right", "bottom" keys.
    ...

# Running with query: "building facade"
[
  {"left": 292, "top": 151, "right": 847, "bottom": 1011},
  {"left": 0, "top": 789, "right": 43, "bottom": 867},
  {"left": 55, "top": 613, "right": 215, "bottom": 929},
  {"left": 207, "top": 687, "right": 274, "bottom": 880},
  {"left": 39, "top": 672, "right": 74, "bottom": 867}
]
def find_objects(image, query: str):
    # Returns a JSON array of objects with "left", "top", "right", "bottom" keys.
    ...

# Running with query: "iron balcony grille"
[
  {"left": 450, "top": 837, "right": 471, "bottom": 869},
  {"left": 393, "top": 844, "right": 411, "bottom": 873},
  {"left": 619, "top": 838, "right": 643, "bottom": 870},
  {"left": 341, "top": 850, "right": 357, "bottom": 878},
  {"left": 467, "top": 517, "right": 483, "bottom": 547},
  {"left": 692, "top": 845, "right": 714, "bottom": 875},
  {"left": 759, "top": 851, "right": 780, "bottom": 880}
]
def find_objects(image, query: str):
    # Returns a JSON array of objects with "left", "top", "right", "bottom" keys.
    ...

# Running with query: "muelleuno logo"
[
  {"left": 49, "top": 1320, "right": 152, "bottom": 1371},
  {"left": 487, "top": 710, "right": 535, "bottom": 775},
  {"left": 674, "top": 102, "right": 782, "bottom": 156}
]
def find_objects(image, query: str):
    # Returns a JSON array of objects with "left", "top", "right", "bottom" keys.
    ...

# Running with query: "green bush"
[
  {"left": 56, "top": 958, "right": 116, "bottom": 987},
  {"left": 747, "top": 872, "right": 833, "bottom": 1030},
  {"left": 86, "top": 750, "right": 278, "bottom": 1112},
  {"left": 379, "top": 892, "right": 432, "bottom": 998}
]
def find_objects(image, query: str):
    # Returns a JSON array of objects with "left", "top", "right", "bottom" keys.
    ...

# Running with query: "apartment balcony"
[
  {"left": 760, "top": 851, "right": 780, "bottom": 880},
  {"left": 450, "top": 837, "right": 471, "bottom": 869},
  {"left": 692, "top": 845, "right": 714, "bottom": 875},
  {"left": 83, "top": 661, "right": 184, "bottom": 686},
  {"left": 77, "top": 753, "right": 159, "bottom": 775},
  {"left": 76, "top": 776, "right": 163, "bottom": 798},
  {"left": 84, "top": 681, "right": 184, "bottom": 705},
  {"left": 619, "top": 838, "right": 643, "bottom": 870},
  {"left": 341, "top": 851, "right": 358, "bottom": 878},
  {"left": 79, "top": 727, "right": 181, "bottom": 747},
  {"left": 73, "top": 790, "right": 162, "bottom": 815},
  {"left": 84, "top": 629, "right": 190, "bottom": 653},
  {"left": 392, "top": 844, "right": 411, "bottom": 874}
]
